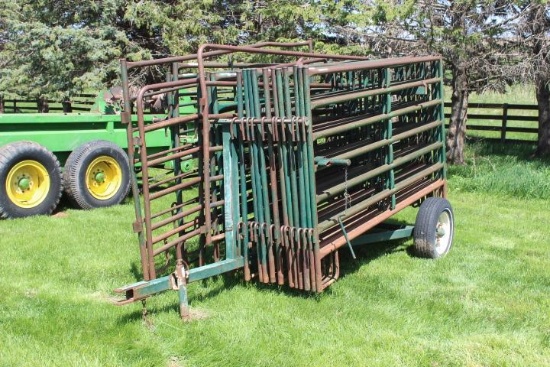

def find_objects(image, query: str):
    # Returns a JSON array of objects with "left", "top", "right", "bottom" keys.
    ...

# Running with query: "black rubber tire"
[
  {"left": 413, "top": 197, "right": 454, "bottom": 259},
  {"left": 0, "top": 141, "right": 62, "bottom": 218},
  {"left": 63, "top": 140, "right": 130, "bottom": 209}
]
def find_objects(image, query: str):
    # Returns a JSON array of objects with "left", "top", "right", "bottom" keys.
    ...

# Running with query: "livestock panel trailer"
[{"left": 114, "top": 42, "right": 454, "bottom": 318}]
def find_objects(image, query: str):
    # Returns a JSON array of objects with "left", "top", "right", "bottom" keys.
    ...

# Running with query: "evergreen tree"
[
  {"left": 0, "top": 0, "right": 143, "bottom": 99},
  {"left": 0, "top": 1, "right": 336, "bottom": 99}
]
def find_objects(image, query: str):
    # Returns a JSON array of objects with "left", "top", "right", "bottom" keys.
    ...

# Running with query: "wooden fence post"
[{"left": 501, "top": 103, "right": 508, "bottom": 143}]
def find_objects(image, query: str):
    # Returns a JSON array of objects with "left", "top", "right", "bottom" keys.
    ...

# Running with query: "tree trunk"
[
  {"left": 534, "top": 78, "right": 550, "bottom": 157},
  {"left": 447, "top": 62, "right": 468, "bottom": 165},
  {"left": 37, "top": 97, "right": 49, "bottom": 113},
  {"left": 529, "top": 3, "right": 550, "bottom": 157}
]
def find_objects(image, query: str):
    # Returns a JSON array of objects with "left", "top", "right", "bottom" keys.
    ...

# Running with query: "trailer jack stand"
[
  {"left": 178, "top": 283, "right": 190, "bottom": 320},
  {"left": 175, "top": 261, "right": 190, "bottom": 320},
  {"left": 141, "top": 299, "right": 148, "bottom": 320}
]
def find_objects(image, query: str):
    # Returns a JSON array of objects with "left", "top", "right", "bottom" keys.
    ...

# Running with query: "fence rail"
[
  {"left": 444, "top": 102, "right": 538, "bottom": 143},
  {"left": 0, "top": 98, "right": 539, "bottom": 143},
  {"left": 0, "top": 94, "right": 96, "bottom": 113}
]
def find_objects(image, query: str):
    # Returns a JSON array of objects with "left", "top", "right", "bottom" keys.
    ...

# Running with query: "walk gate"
[{"left": 114, "top": 42, "right": 454, "bottom": 318}]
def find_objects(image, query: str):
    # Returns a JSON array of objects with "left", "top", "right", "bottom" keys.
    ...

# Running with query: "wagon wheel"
[
  {"left": 413, "top": 197, "right": 454, "bottom": 258},
  {"left": 63, "top": 140, "right": 130, "bottom": 209},
  {"left": 0, "top": 141, "right": 62, "bottom": 218}
]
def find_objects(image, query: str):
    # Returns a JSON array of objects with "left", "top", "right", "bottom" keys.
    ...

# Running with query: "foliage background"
[
  {"left": 0, "top": 0, "right": 376, "bottom": 99},
  {"left": 2, "top": 1, "right": 549, "bottom": 155}
]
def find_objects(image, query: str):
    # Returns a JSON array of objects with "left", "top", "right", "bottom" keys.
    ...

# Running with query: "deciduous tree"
[
  {"left": 516, "top": 2, "right": 550, "bottom": 157},
  {"left": 369, "top": 1, "right": 528, "bottom": 164}
]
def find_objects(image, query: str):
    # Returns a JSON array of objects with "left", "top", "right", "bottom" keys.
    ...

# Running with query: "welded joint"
[
  {"left": 121, "top": 110, "right": 131, "bottom": 124},
  {"left": 172, "top": 260, "right": 190, "bottom": 290},
  {"left": 314, "top": 156, "right": 351, "bottom": 167},
  {"left": 132, "top": 220, "right": 143, "bottom": 233}
]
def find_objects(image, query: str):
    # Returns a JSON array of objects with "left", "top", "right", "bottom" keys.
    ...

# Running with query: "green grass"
[
  {"left": 1, "top": 142, "right": 549, "bottom": 366},
  {"left": 449, "top": 140, "right": 550, "bottom": 199}
]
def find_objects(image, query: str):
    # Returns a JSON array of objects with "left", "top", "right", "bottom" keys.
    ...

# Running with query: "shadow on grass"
[
  {"left": 465, "top": 137, "right": 547, "bottom": 164},
  {"left": 116, "top": 271, "right": 245, "bottom": 324},
  {"left": 51, "top": 194, "right": 73, "bottom": 216},
  {"left": 337, "top": 239, "right": 411, "bottom": 280},
  {"left": 116, "top": 220, "right": 421, "bottom": 322},
  {"left": 251, "top": 221, "right": 418, "bottom": 300}
]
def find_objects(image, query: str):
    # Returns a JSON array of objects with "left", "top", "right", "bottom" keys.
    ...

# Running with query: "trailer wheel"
[
  {"left": 413, "top": 197, "right": 454, "bottom": 258},
  {"left": 63, "top": 141, "right": 130, "bottom": 209},
  {"left": 0, "top": 141, "right": 62, "bottom": 218}
]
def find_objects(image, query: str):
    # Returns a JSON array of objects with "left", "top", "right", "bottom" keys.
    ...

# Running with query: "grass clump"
[{"left": 448, "top": 140, "right": 550, "bottom": 200}]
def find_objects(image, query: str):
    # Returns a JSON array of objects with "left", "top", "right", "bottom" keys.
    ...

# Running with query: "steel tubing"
[
  {"left": 319, "top": 179, "right": 446, "bottom": 257},
  {"left": 312, "top": 99, "right": 442, "bottom": 139},
  {"left": 316, "top": 142, "right": 443, "bottom": 203},
  {"left": 317, "top": 163, "right": 444, "bottom": 233}
]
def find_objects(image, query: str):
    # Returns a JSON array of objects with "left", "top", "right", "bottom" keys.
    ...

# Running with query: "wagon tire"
[
  {"left": 413, "top": 197, "right": 454, "bottom": 259},
  {"left": 0, "top": 141, "right": 62, "bottom": 218},
  {"left": 63, "top": 140, "right": 130, "bottom": 210}
]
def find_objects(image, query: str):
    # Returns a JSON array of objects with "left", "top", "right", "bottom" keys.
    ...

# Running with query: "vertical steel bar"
[
  {"left": 222, "top": 123, "right": 237, "bottom": 259},
  {"left": 294, "top": 68, "right": 306, "bottom": 290},
  {"left": 262, "top": 68, "right": 280, "bottom": 283},
  {"left": 382, "top": 67, "right": 396, "bottom": 210},
  {"left": 436, "top": 60, "right": 447, "bottom": 181},
  {"left": 243, "top": 71, "right": 263, "bottom": 282},
  {"left": 284, "top": 70, "right": 300, "bottom": 229},
  {"left": 272, "top": 69, "right": 290, "bottom": 285},
  {"left": 196, "top": 47, "right": 214, "bottom": 267},
  {"left": 235, "top": 71, "right": 251, "bottom": 280},
  {"left": 302, "top": 67, "right": 321, "bottom": 291},
  {"left": 170, "top": 63, "right": 186, "bottom": 262},
  {"left": 135, "top": 89, "right": 158, "bottom": 280},
  {"left": 276, "top": 70, "right": 295, "bottom": 229},
  {"left": 251, "top": 69, "right": 272, "bottom": 282},
  {"left": 121, "top": 60, "right": 150, "bottom": 280}
]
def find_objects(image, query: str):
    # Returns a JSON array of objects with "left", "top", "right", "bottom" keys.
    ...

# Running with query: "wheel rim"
[
  {"left": 435, "top": 209, "right": 453, "bottom": 255},
  {"left": 6, "top": 160, "right": 51, "bottom": 208},
  {"left": 85, "top": 156, "right": 122, "bottom": 200}
]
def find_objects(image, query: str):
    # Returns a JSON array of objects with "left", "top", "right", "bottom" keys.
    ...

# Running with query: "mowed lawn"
[{"left": 0, "top": 140, "right": 549, "bottom": 367}]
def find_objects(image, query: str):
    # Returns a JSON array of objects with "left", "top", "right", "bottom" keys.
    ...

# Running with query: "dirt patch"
[{"left": 185, "top": 308, "right": 209, "bottom": 321}]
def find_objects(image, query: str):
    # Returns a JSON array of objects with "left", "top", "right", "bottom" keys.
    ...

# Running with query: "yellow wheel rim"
[
  {"left": 6, "top": 160, "right": 51, "bottom": 208},
  {"left": 85, "top": 156, "right": 122, "bottom": 200}
]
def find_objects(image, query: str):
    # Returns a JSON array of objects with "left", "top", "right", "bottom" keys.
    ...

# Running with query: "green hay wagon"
[{"left": 0, "top": 91, "right": 193, "bottom": 218}]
